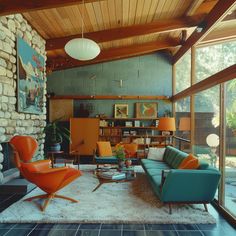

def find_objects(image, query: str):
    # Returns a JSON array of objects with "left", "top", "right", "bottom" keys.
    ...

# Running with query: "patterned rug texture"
[{"left": 0, "top": 165, "right": 216, "bottom": 224}]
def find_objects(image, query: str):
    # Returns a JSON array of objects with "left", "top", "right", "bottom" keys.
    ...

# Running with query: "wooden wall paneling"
[
  {"left": 147, "top": 0, "right": 159, "bottom": 22},
  {"left": 92, "top": 1, "right": 105, "bottom": 30},
  {"left": 49, "top": 99, "right": 73, "bottom": 122},
  {"left": 114, "top": 0, "right": 123, "bottom": 26},
  {"left": 141, "top": 0, "right": 152, "bottom": 24},
  {"left": 128, "top": 0, "right": 137, "bottom": 25},
  {"left": 135, "top": 0, "right": 145, "bottom": 25},
  {"left": 108, "top": 0, "right": 117, "bottom": 27},
  {"left": 70, "top": 118, "right": 99, "bottom": 155},
  {"left": 86, "top": 3, "right": 100, "bottom": 31},
  {"left": 122, "top": 0, "right": 130, "bottom": 26},
  {"left": 186, "top": 0, "right": 205, "bottom": 16},
  {"left": 100, "top": 0, "right": 111, "bottom": 29}
]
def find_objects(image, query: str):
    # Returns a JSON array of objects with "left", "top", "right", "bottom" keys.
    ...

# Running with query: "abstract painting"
[
  {"left": 136, "top": 102, "right": 158, "bottom": 118},
  {"left": 17, "top": 36, "right": 45, "bottom": 114},
  {"left": 114, "top": 104, "right": 128, "bottom": 118}
]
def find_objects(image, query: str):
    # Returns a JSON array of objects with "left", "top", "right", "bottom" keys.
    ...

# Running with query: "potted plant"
[
  {"left": 44, "top": 119, "right": 71, "bottom": 151},
  {"left": 114, "top": 144, "right": 126, "bottom": 168}
]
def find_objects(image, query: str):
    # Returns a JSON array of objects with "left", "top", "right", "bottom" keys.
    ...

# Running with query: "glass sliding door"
[{"left": 224, "top": 79, "right": 236, "bottom": 217}]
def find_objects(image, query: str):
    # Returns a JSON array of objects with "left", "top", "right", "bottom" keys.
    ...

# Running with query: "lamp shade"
[
  {"left": 158, "top": 117, "right": 176, "bottom": 131},
  {"left": 64, "top": 38, "right": 100, "bottom": 61},
  {"left": 179, "top": 117, "right": 190, "bottom": 131}
]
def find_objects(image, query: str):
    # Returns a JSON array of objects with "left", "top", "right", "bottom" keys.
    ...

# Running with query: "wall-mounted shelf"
[{"left": 49, "top": 95, "right": 170, "bottom": 100}]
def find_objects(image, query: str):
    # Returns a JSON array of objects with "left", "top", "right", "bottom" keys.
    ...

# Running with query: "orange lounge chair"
[{"left": 10, "top": 135, "right": 82, "bottom": 211}]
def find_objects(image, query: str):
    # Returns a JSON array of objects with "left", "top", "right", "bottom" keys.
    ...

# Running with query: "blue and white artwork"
[{"left": 17, "top": 36, "right": 45, "bottom": 114}]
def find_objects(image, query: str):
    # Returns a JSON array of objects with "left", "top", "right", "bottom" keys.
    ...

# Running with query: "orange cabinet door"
[{"left": 70, "top": 118, "right": 99, "bottom": 155}]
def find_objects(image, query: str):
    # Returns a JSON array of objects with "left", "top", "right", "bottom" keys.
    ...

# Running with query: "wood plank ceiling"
[{"left": 1, "top": 0, "right": 236, "bottom": 71}]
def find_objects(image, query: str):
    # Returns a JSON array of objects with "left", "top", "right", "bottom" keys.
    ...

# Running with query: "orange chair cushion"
[
  {"left": 179, "top": 154, "right": 199, "bottom": 169},
  {"left": 178, "top": 154, "right": 195, "bottom": 169},
  {"left": 97, "top": 141, "right": 113, "bottom": 157},
  {"left": 123, "top": 143, "right": 138, "bottom": 157}
]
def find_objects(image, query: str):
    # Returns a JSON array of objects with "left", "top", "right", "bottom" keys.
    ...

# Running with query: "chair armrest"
[
  {"left": 30, "top": 160, "right": 51, "bottom": 171},
  {"left": 161, "top": 169, "right": 221, "bottom": 202}
]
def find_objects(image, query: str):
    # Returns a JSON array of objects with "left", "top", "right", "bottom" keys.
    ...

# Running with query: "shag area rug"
[{"left": 0, "top": 165, "right": 216, "bottom": 224}]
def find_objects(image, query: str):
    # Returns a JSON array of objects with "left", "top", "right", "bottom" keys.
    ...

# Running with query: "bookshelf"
[{"left": 99, "top": 118, "right": 169, "bottom": 147}]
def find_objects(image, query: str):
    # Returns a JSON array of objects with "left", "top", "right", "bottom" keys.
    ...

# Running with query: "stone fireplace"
[{"left": 0, "top": 13, "right": 47, "bottom": 192}]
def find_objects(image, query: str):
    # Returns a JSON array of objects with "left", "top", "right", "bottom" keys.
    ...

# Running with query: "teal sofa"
[{"left": 141, "top": 146, "right": 221, "bottom": 214}]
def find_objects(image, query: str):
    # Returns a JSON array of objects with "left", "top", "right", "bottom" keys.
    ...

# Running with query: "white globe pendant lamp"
[
  {"left": 65, "top": 38, "right": 100, "bottom": 61},
  {"left": 64, "top": 0, "right": 100, "bottom": 61}
]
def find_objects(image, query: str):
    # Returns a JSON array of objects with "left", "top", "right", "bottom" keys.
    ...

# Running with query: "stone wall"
[{"left": 0, "top": 14, "right": 47, "bottom": 183}]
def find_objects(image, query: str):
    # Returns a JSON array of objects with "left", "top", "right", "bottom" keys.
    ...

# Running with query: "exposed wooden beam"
[
  {"left": 186, "top": 0, "right": 205, "bottom": 16},
  {"left": 171, "top": 63, "right": 236, "bottom": 102},
  {"left": 50, "top": 95, "right": 170, "bottom": 100},
  {"left": 48, "top": 39, "right": 179, "bottom": 71},
  {"left": 173, "top": 0, "right": 236, "bottom": 64},
  {"left": 0, "top": 0, "right": 100, "bottom": 16},
  {"left": 46, "top": 15, "right": 203, "bottom": 51}
]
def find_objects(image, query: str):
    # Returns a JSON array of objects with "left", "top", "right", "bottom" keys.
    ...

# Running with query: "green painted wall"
[{"left": 47, "top": 52, "right": 172, "bottom": 117}]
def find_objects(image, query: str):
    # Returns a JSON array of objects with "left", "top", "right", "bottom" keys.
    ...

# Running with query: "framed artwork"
[
  {"left": 114, "top": 104, "right": 128, "bottom": 118},
  {"left": 17, "top": 36, "right": 45, "bottom": 114},
  {"left": 136, "top": 102, "right": 158, "bottom": 118}
]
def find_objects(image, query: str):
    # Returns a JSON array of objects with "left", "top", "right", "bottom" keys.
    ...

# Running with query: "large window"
[
  {"left": 193, "top": 86, "right": 220, "bottom": 169},
  {"left": 196, "top": 41, "right": 236, "bottom": 83},
  {"left": 224, "top": 79, "right": 236, "bottom": 217},
  {"left": 175, "top": 51, "right": 191, "bottom": 94},
  {"left": 174, "top": 40, "right": 236, "bottom": 218}
]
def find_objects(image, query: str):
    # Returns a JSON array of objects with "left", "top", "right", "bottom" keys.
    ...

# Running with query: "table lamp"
[
  {"left": 178, "top": 117, "right": 190, "bottom": 138},
  {"left": 158, "top": 117, "right": 176, "bottom": 145}
]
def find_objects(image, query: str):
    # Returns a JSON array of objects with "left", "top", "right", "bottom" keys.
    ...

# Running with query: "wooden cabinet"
[
  {"left": 99, "top": 118, "right": 167, "bottom": 147},
  {"left": 70, "top": 118, "right": 99, "bottom": 155}
]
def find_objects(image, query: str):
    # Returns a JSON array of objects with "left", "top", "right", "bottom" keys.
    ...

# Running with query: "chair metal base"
[{"left": 24, "top": 193, "right": 78, "bottom": 211}]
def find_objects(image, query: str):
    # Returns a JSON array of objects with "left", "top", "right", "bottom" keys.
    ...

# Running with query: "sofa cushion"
[
  {"left": 146, "top": 168, "right": 163, "bottom": 176},
  {"left": 178, "top": 154, "right": 196, "bottom": 169},
  {"left": 163, "top": 146, "right": 188, "bottom": 168},
  {"left": 97, "top": 142, "right": 113, "bottom": 157},
  {"left": 179, "top": 158, "right": 199, "bottom": 169},
  {"left": 141, "top": 159, "right": 170, "bottom": 170},
  {"left": 147, "top": 148, "right": 166, "bottom": 161}
]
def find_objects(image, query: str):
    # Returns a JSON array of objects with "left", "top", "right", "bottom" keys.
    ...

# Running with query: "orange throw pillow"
[
  {"left": 123, "top": 143, "right": 138, "bottom": 157},
  {"left": 179, "top": 158, "right": 199, "bottom": 170},
  {"left": 97, "top": 142, "right": 113, "bottom": 157},
  {"left": 178, "top": 154, "right": 195, "bottom": 169}
]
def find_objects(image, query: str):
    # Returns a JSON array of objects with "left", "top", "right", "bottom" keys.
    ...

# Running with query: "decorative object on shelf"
[
  {"left": 64, "top": 0, "right": 100, "bottom": 61},
  {"left": 17, "top": 36, "right": 45, "bottom": 114},
  {"left": 44, "top": 118, "right": 71, "bottom": 151},
  {"left": 136, "top": 102, "right": 158, "bottom": 118},
  {"left": 125, "top": 121, "right": 133, "bottom": 127},
  {"left": 114, "top": 104, "right": 129, "bottom": 118},
  {"left": 134, "top": 120, "right": 140, "bottom": 127}
]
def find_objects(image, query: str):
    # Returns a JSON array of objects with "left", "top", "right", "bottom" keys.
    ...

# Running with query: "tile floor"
[{"left": 0, "top": 193, "right": 235, "bottom": 236}]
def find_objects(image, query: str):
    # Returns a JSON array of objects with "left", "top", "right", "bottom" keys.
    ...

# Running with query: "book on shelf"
[{"left": 98, "top": 171, "right": 126, "bottom": 180}]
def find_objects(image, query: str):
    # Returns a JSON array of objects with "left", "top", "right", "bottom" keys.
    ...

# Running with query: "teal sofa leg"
[
  {"left": 204, "top": 203, "right": 208, "bottom": 212},
  {"left": 169, "top": 203, "right": 172, "bottom": 214}
]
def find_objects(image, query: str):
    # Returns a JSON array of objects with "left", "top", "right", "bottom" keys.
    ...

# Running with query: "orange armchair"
[{"left": 10, "top": 135, "right": 82, "bottom": 211}]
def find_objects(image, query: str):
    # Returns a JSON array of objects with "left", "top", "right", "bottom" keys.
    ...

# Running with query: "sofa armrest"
[{"left": 161, "top": 169, "right": 221, "bottom": 203}]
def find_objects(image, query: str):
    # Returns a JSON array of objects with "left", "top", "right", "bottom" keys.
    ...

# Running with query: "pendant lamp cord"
[{"left": 82, "top": 0, "right": 84, "bottom": 38}]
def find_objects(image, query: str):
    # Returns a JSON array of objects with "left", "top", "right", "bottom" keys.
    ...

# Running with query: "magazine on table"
[{"left": 99, "top": 171, "right": 126, "bottom": 180}]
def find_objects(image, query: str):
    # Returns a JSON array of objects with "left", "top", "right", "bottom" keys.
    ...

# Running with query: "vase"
[
  {"left": 125, "top": 159, "right": 132, "bottom": 168},
  {"left": 118, "top": 160, "right": 125, "bottom": 168}
]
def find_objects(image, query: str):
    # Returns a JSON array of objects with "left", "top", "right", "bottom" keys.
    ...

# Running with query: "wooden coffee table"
[{"left": 92, "top": 167, "right": 136, "bottom": 192}]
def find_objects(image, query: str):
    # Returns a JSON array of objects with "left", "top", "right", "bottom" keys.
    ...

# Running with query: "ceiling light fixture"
[{"left": 64, "top": 0, "right": 100, "bottom": 61}]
